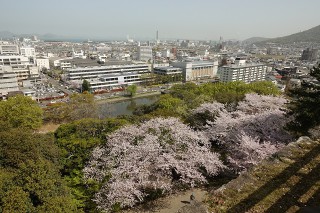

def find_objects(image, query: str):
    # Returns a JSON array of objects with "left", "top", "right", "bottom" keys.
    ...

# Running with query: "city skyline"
[{"left": 1, "top": 0, "right": 320, "bottom": 40}]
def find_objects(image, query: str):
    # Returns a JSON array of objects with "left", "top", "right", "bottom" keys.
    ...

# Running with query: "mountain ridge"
[{"left": 250, "top": 25, "right": 320, "bottom": 45}]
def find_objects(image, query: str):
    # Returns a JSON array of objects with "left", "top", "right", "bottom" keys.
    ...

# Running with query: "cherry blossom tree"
[
  {"left": 192, "top": 93, "right": 292, "bottom": 173},
  {"left": 83, "top": 117, "right": 224, "bottom": 211}
]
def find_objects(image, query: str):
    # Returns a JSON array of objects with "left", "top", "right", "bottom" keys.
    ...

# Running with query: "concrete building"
[
  {"left": 72, "top": 49, "right": 86, "bottom": 59},
  {"left": 0, "top": 55, "right": 30, "bottom": 67},
  {"left": 89, "top": 72, "right": 143, "bottom": 90},
  {"left": 20, "top": 47, "right": 36, "bottom": 58},
  {"left": 218, "top": 58, "right": 267, "bottom": 83},
  {"left": 0, "top": 44, "right": 19, "bottom": 55},
  {"left": 66, "top": 63, "right": 150, "bottom": 91},
  {"left": 66, "top": 64, "right": 149, "bottom": 81},
  {"left": 0, "top": 55, "right": 38, "bottom": 81},
  {"left": 138, "top": 46, "right": 153, "bottom": 62},
  {"left": 36, "top": 57, "right": 50, "bottom": 71},
  {"left": 153, "top": 66, "right": 183, "bottom": 76},
  {"left": 301, "top": 48, "right": 318, "bottom": 61},
  {"left": 170, "top": 60, "right": 218, "bottom": 81},
  {"left": 0, "top": 66, "right": 19, "bottom": 96}
]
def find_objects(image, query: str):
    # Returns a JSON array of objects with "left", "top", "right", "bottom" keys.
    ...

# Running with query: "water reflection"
[{"left": 97, "top": 95, "right": 159, "bottom": 118}]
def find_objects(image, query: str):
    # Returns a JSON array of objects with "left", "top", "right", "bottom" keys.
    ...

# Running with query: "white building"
[
  {"left": 218, "top": 58, "right": 267, "bottom": 83},
  {"left": 89, "top": 72, "right": 143, "bottom": 91},
  {"left": 0, "top": 55, "right": 38, "bottom": 81},
  {"left": 72, "top": 49, "right": 86, "bottom": 59},
  {"left": 162, "top": 49, "right": 171, "bottom": 58},
  {"left": 36, "top": 57, "right": 50, "bottom": 71},
  {"left": 170, "top": 60, "right": 218, "bottom": 81},
  {"left": 20, "top": 47, "right": 36, "bottom": 58},
  {"left": 66, "top": 64, "right": 150, "bottom": 90},
  {"left": 66, "top": 64, "right": 149, "bottom": 81},
  {"left": 0, "top": 44, "right": 19, "bottom": 55},
  {"left": 0, "top": 66, "right": 19, "bottom": 96},
  {"left": 0, "top": 55, "right": 30, "bottom": 66},
  {"left": 138, "top": 46, "right": 153, "bottom": 62}
]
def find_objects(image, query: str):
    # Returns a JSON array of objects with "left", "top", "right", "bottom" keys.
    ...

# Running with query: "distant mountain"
[
  {"left": 0, "top": 31, "right": 16, "bottom": 39},
  {"left": 256, "top": 25, "right": 320, "bottom": 44},
  {"left": 0, "top": 31, "right": 75, "bottom": 41},
  {"left": 242, "top": 37, "right": 270, "bottom": 44}
]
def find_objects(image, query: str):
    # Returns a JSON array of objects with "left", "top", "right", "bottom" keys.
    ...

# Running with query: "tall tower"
[{"left": 156, "top": 30, "right": 159, "bottom": 41}]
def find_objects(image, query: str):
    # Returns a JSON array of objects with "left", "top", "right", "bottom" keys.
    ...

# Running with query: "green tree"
[
  {"left": 54, "top": 118, "right": 128, "bottom": 211},
  {"left": 44, "top": 93, "right": 97, "bottom": 123},
  {"left": 287, "top": 64, "right": 320, "bottom": 136},
  {"left": 1, "top": 187, "right": 34, "bottom": 213},
  {"left": 0, "top": 95, "right": 43, "bottom": 130},
  {"left": 126, "top": 84, "right": 137, "bottom": 97},
  {"left": 0, "top": 130, "right": 79, "bottom": 212},
  {"left": 0, "top": 130, "right": 60, "bottom": 169},
  {"left": 82, "top": 80, "right": 90, "bottom": 93}
]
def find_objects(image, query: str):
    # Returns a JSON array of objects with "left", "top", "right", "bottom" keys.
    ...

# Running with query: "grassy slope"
[{"left": 206, "top": 137, "right": 320, "bottom": 213}]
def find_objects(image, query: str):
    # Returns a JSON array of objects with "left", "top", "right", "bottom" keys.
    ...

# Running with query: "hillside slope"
[
  {"left": 207, "top": 137, "right": 320, "bottom": 212},
  {"left": 258, "top": 25, "right": 320, "bottom": 44}
]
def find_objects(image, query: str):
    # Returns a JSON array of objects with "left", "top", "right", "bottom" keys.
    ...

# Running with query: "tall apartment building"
[
  {"left": 218, "top": 58, "right": 267, "bottom": 83},
  {"left": 138, "top": 46, "right": 153, "bottom": 62},
  {"left": 0, "top": 44, "right": 19, "bottom": 55},
  {"left": 301, "top": 48, "right": 318, "bottom": 61}
]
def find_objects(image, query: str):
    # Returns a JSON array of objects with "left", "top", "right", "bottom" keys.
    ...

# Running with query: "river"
[{"left": 97, "top": 95, "right": 160, "bottom": 118}]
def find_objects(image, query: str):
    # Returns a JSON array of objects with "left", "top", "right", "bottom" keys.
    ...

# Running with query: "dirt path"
[{"left": 125, "top": 188, "right": 208, "bottom": 213}]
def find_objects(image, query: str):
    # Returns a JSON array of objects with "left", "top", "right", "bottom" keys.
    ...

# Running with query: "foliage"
[
  {"left": 154, "top": 74, "right": 183, "bottom": 84},
  {"left": 170, "top": 81, "right": 280, "bottom": 108},
  {"left": 0, "top": 95, "right": 43, "bottom": 130},
  {"left": 150, "top": 94, "right": 188, "bottom": 118},
  {"left": 82, "top": 80, "right": 91, "bottom": 93},
  {"left": 84, "top": 117, "right": 225, "bottom": 211},
  {"left": 137, "top": 81, "right": 281, "bottom": 119},
  {"left": 55, "top": 118, "right": 128, "bottom": 211},
  {"left": 0, "top": 129, "right": 60, "bottom": 169},
  {"left": 286, "top": 63, "right": 320, "bottom": 136},
  {"left": 44, "top": 93, "right": 97, "bottom": 123},
  {"left": 126, "top": 84, "right": 137, "bottom": 97},
  {"left": 0, "top": 130, "right": 79, "bottom": 212}
]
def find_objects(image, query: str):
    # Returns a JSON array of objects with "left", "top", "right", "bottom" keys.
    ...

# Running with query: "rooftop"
[{"left": 222, "top": 63, "right": 266, "bottom": 69}]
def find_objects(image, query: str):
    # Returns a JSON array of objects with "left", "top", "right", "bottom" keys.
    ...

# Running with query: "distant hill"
[
  {"left": 0, "top": 31, "right": 70, "bottom": 41},
  {"left": 256, "top": 25, "right": 320, "bottom": 44},
  {"left": 0, "top": 31, "right": 16, "bottom": 39},
  {"left": 242, "top": 37, "right": 270, "bottom": 44}
]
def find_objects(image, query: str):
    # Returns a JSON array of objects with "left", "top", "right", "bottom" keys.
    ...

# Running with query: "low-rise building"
[
  {"left": 153, "top": 66, "right": 183, "bottom": 76},
  {"left": 66, "top": 64, "right": 149, "bottom": 81},
  {"left": 89, "top": 72, "right": 142, "bottom": 90},
  {"left": 65, "top": 63, "right": 150, "bottom": 91},
  {"left": 170, "top": 60, "right": 218, "bottom": 81}
]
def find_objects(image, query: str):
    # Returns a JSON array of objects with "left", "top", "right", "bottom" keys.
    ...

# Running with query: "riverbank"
[{"left": 95, "top": 91, "right": 161, "bottom": 104}]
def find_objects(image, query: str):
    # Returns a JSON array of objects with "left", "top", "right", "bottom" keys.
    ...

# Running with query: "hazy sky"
[{"left": 1, "top": 0, "right": 320, "bottom": 40}]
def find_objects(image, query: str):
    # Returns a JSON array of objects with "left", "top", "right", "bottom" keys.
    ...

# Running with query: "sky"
[{"left": 1, "top": 0, "right": 320, "bottom": 41}]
